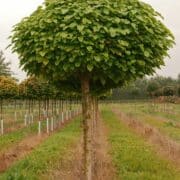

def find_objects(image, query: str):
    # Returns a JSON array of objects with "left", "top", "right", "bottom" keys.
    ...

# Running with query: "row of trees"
[
  {"left": 111, "top": 75, "right": 180, "bottom": 100},
  {"left": 0, "top": 76, "right": 79, "bottom": 100}
]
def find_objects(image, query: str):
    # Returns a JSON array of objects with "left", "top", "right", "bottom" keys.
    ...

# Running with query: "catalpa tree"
[{"left": 11, "top": 0, "right": 174, "bottom": 178}]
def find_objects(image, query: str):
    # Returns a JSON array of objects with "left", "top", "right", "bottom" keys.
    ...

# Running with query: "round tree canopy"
[
  {"left": 11, "top": 0, "right": 174, "bottom": 91},
  {"left": 0, "top": 76, "right": 18, "bottom": 99}
]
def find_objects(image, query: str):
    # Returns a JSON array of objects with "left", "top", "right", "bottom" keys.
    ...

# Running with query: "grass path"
[
  {"left": 113, "top": 104, "right": 180, "bottom": 142},
  {"left": 0, "top": 117, "right": 81, "bottom": 180},
  {"left": 102, "top": 108, "right": 180, "bottom": 180}
]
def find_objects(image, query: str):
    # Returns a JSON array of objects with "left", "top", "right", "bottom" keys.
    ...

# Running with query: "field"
[{"left": 0, "top": 101, "right": 180, "bottom": 179}]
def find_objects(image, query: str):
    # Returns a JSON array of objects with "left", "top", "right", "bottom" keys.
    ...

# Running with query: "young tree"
[
  {"left": 10, "top": 0, "right": 174, "bottom": 178},
  {"left": 0, "top": 76, "right": 18, "bottom": 120},
  {"left": 0, "top": 50, "right": 12, "bottom": 77},
  {"left": 147, "top": 80, "right": 160, "bottom": 97},
  {"left": 0, "top": 76, "right": 18, "bottom": 99}
]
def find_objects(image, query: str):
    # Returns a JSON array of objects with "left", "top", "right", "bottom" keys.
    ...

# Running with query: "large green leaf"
[{"left": 87, "top": 64, "right": 93, "bottom": 72}]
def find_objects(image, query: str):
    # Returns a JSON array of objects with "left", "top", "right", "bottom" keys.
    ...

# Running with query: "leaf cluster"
[{"left": 11, "top": 0, "right": 174, "bottom": 95}]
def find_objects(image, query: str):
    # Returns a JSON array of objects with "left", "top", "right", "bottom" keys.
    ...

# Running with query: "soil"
[
  {"left": 46, "top": 117, "right": 116, "bottom": 180},
  {"left": 45, "top": 138, "right": 84, "bottom": 180},
  {"left": 0, "top": 134, "right": 48, "bottom": 173},
  {"left": 93, "top": 118, "right": 116, "bottom": 180}
]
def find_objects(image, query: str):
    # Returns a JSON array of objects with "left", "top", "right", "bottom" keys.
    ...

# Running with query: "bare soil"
[
  {"left": 0, "top": 134, "right": 48, "bottom": 173},
  {"left": 93, "top": 118, "right": 116, "bottom": 180},
  {"left": 45, "top": 138, "right": 84, "bottom": 180},
  {"left": 46, "top": 117, "right": 116, "bottom": 180}
]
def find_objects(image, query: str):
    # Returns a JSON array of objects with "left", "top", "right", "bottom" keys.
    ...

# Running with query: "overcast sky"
[{"left": 0, "top": 0, "right": 179, "bottom": 80}]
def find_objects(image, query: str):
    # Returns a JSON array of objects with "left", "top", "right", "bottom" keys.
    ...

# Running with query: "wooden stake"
[
  {"left": 51, "top": 117, "right": 54, "bottom": 131},
  {"left": 38, "top": 121, "right": 41, "bottom": 135},
  {"left": 1, "top": 120, "right": 3, "bottom": 135},
  {"left": 61, "top": 112, "right": 64, "bottom": 124},
  {"left": 46, "top": 118, "right": 49, "bottom": 133}
]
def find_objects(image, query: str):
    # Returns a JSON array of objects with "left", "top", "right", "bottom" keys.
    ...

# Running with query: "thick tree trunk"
[{"left": 81, "top": 76, "right": 92, "bottom": 180}]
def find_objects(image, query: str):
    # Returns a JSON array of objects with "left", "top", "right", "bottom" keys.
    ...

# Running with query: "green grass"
[
  {"left": 0, "top": 123, "right": 38, "bottom": 153},
  {"left": 102, "top": 109, "right": 180, "bottom": 180},
  {"left": 139, "top": 114, "right": 180, "bottom": 142},
  {"left": 113, "top": 103, "right": 180, "bottom": 142},
  {"left": 0, "top": 117, "right": 81, "bottom": 180},
  {"left": 121, "top": 103, "right": 180, "bottom": 122}
]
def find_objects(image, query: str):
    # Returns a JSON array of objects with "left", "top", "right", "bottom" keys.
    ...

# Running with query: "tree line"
[
  {"left": 0, "top": 75, "right": 79, "bottom": 100},
  {"left": 111, "top": 75, "right": 180, "bottom": 100}
]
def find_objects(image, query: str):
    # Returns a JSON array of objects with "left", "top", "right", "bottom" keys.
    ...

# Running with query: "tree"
[
  {"left": 0, "top": 50, "right": 12, "bottom": 76},
  {"left": 19, "top": 76, "right": 54, "bottom": 100},
  {"left": 0, "top": 76, "right": 18, "bottom": 99},
  {"left": 0, "top": 76, "right": 18, "bottom": 120},
  {"left": 178, "top": 74, "right": 180, "bottom": 84},
  {"left": 147, "top": 80, "right": 160, "bottom": 97},
  {"left": 10, "top": 0, "right": 174, "bottom": 178},
  {"left": 163, "top": 86, "right": 174, "bottom": 96},
  {"left": 178, "top": 86, "right": 180, "bottom": 97}
]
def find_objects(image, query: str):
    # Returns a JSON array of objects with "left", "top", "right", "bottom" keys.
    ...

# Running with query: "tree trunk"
[
  {"left": 0, "top": 99, "right": 2, "bottom": 120},
  {"left": 81, "top": 76, "right": 92, "bottom": 180},
  {"left": 95, "top": 97, "right": 99, "bottom": 129}
]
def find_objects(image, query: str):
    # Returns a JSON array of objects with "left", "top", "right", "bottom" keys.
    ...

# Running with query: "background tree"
[
  {"left": 0, "top": 76, "right": 18, "bottom": 120},
  {"left": 177, "top": 74, "right": 180, "bottom": 84},
  {"left": 163, "top": 86, "right": 175, "bottom": 97},
  {"left": 178, "top": 86, "right": 180, "bottom": 97},
  {"left": 147, "top": 80, "right": 160, "bottom": 97},
  {"left": 110, "top": 75, "right": 180, "bottom": 100},
  {"left": 10, "top": 0, "right": 174, "bottom": 178},
  {"left": 0, "top": 76, "right": 18, "bottom": 99},
  {"left": 0, "top": 50, "right": 12, "bottom": 77}
]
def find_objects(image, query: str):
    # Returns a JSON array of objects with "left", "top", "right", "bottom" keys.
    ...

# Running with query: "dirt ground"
[
  {"left": 0, "top": 134, "right": 48, "bottom": 173},
  {"left": 93, "top": 118, "right": 116, "bottom": 180},
  {"left": 46, "top": 118, "right": 116, "bottom": 180}
]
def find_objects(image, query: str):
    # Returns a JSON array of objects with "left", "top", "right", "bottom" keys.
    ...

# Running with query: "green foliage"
[
  {"left": 178, "top": 86, "right": 180, "bottom": 97},
  {"left": 163, "top": 86, "right": 175, "bottom": 96},
  {"left": 18, "top": 76, "right": 80, "bottom": 100},
  {"left": 0, "top": 50, "right": 12, "bottom": 77},
  {"left": 110, "top": 75, "right": 180, "bottom": 100},
  {"left": 102, "top": 109, "right": 180, "bottom": 179},
  {"left": 10, "top": 0, "right": 174, "bottom": 94},
  {"left": 147, "top": 81, "right": 160, "bottom": 96},
  {"left": 0, "top": 76, "right": 18, "bottom": 99},
  {"left": 19, "top": 76, "right": 58, "bottom": 99}
]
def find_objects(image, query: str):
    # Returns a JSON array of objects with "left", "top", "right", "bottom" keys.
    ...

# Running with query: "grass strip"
[
  {"left": 0, "top": 122, "right": 39, "bottom": 152},
  {"left": 102, "top": 109, "right": 180, "bottom": 180},
  {"left": 114, "top": 103, "right": 180, "bottom": 142},
  {"left": 0, "top": 117, "right": 81, "bottom": 180}
]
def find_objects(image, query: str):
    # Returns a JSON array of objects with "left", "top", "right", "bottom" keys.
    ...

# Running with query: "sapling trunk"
[
  {"left": 0, "top": 99, "right": 2, "bottom": 121},
  {"left": 81, "top": 76, "right": 92, "bottom": 180},
  {"left": 38, "top": 100, "right": 41, "bottom": 122},
  {"left": 95, "top": 97, "right": 99, "bottom": 129}
]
